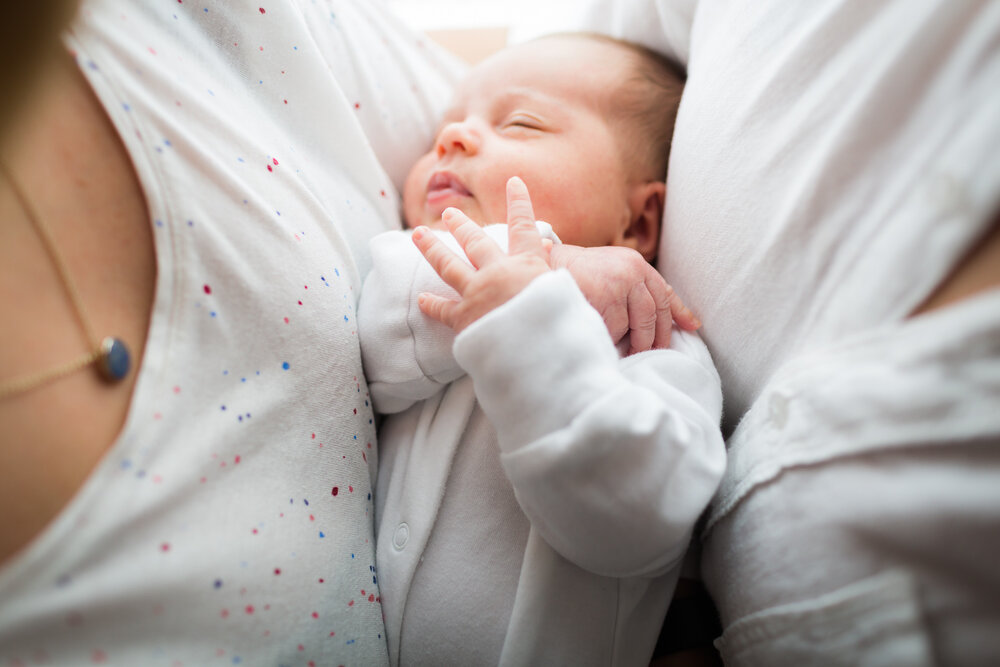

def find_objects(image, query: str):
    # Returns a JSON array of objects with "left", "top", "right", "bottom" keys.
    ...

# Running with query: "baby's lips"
[{"left": 426, "top": 171, "right": 472, "bottom": 198}]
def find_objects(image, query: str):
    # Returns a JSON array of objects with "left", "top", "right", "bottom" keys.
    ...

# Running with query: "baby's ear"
[{"left": 619, "top": 180, "right": 665, "bottom": 261}]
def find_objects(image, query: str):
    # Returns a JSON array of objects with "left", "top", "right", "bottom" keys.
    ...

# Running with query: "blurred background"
[{"left": 386, "top": 0, "right": 587, "bottom": 63}]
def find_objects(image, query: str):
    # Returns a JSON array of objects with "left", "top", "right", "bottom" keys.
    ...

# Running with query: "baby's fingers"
[
  {"left": 443, "top": 208, "right": 504, "bottom": 268},
  {"left": 412, "top": 225, "right": 472, "bottom": 293},
  {"left": 505, "top": 177, "right": 545, "bottom": 257},
  {"left": 417, "top": 292, "right": 460, "bottom": 330}
]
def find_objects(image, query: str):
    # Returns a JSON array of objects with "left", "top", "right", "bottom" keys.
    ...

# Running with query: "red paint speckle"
[
  {"left": 331, "top": 486, "right": 339, "bottom": 496},
  {"left": 259, "top": 7, "right": 266, "bottom": 14},
  {"left": 380, "top": 189, "right": 387, "bottom": 198},
  {"left": 309, "top": 514, "right": 315, "bottom": 521},
  {"left": 284, "top": 317, "right": 289, "bottom": 323},
  {"left": 311, "top": 611, "right": 319, "bottom": 619},
  {"left": 245, "top": 605, "right": 255, "bottom": 614},
  {"left": 349, "top": 486, "right": 354, "bottom": 493},
  {"left": 274, "top": 568, "right": 281, "bottom": 575},
  {"left": 173, "top": 385, "right": 182, "bottom": 394},
  {"left": 318, "top": 578, "right": 325, "bottom": 583},
  {"left": 273, "top": 158, "right": 279, "bottom": 165},
  {"left": 160, "top": 542, "right": 171, "bottom": 552},
  {"left": 284, "top": 99, "right": 288, "bottom": 105},
  {"left": 234, "top": 455, "right": 241, "bottom": 464},
  {"left": 311, "top": 433, "right": 316, "bottom": 439},
  {"left": 221, "top": 609, "right": 230, "bottom": 619},
  {"left": 347, "top": 600, "right": 354, "bottom": 607},
  {"left": 267, "top": 164, "right": 273, "bottom": 172},
  {"left": 252, "top": 528, "right": 259, "bottom": 535},
  {"left": 203, "top": 284, "right": 212, "bottom": 294},
  {"left": 298, "top": 645, "right": 305, "bottom": 652},
  {"left": 368, "top": 594, "right": 375, "bottom": 602}
]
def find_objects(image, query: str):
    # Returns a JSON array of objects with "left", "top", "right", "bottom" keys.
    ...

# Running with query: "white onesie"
[{"left": 359, "top": 225, "right": 726, "bottom": 666}]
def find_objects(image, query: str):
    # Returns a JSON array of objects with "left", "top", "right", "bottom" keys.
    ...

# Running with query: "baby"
[{"left": 358, "top": 34, "right": 725, "bottom": 666}]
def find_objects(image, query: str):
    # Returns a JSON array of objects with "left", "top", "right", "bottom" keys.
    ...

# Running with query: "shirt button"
[
  {"left": 769, "top": 393, "right": 789, "bottom": 429},
  {"left": 392, "top": 523, "right": 409, "bottom": 551}
]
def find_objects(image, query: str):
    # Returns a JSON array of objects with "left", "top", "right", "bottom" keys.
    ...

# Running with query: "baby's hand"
[{"left": 412, "top": 177, "right": 550, "bottom": 333}]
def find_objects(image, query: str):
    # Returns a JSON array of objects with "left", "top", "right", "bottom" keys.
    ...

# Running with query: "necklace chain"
[{"left": 0, "top": 163, "right": 131, "bottom": 399}]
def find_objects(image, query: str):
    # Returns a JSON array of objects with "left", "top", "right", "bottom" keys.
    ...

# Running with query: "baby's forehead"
[{"left": 448, "top": 40, "right": 630, "bottom": 115}]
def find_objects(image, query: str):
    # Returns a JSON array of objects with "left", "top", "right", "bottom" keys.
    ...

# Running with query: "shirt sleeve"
[
  {"left": 453, "top": 269, "right": 726, "bottom": 578},
  {"left": 358, "top": 223, "right": 560, "bottom": 414}
]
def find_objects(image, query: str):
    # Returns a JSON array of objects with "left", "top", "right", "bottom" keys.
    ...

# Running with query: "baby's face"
[{"left": 403, "top": 37, "right": 636, "bottom": 248}]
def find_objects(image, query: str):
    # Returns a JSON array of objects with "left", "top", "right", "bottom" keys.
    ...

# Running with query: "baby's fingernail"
[{"left": 412, "top": 227, "right": 425, "bottom": 241}]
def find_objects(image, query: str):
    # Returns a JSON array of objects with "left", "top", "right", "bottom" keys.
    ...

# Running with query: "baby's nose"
[{"left": 435, "top": 121, "right": 480, "bottom": 158}]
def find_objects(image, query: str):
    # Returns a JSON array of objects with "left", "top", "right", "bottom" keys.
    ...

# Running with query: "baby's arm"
[
  {"left": 357, "top": 229, "right": 464, "bottom": 414},
  {"left": 457, "top": 272, "right": 724, "bottom": 577}
]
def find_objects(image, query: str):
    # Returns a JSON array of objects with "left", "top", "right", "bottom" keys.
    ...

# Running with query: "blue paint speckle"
[{"left": 282, "top": 361, "right": 290, "bottom": 370}]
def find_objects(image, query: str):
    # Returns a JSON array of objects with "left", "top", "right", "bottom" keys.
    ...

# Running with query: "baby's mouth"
[{"left": 426, "top": 171, "right": 472, "bottom": 202}]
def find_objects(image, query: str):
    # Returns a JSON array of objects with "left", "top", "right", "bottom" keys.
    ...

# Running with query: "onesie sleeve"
[
  {"left": 453, "top": 269, "right": 726, "bottom": 578},
  {"left": 357, "top": 229, "right": 463, "bottom": 414},
  {"left": 358, "top": 223, "right": 560, "bottom": 414}
]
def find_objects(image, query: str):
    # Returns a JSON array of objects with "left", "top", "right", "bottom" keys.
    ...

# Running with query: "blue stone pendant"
[{"left": 97, "top": 337, "right": 131, "bottom": 382}]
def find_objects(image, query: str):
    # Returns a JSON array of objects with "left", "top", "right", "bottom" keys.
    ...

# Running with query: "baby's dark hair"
[{"left": 548, "top": 33, "right": 686, "bottom": 183}]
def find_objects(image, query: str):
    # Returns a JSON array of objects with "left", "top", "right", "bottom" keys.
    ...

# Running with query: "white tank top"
[{"left": 0, "top": 1, "right": 459, "bottom": 664}]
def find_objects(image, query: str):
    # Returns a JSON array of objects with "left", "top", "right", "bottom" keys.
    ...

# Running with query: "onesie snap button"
[{"left": 392, "top": 522, "right": 409, "bottom": 551}]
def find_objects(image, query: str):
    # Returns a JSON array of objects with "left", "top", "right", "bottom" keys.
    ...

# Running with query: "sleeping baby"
[{"left": 358, "top": 33, "right": 725, "bottom": 666}]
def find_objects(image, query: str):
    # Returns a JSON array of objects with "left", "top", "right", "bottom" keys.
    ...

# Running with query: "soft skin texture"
[{"left": 403, "top": 35, "right": 664, "bottom": 260}]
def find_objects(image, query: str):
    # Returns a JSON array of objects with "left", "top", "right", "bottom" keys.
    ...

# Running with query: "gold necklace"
[{"left": 0, "top": 164, "right": 131, "bottom": 399}]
